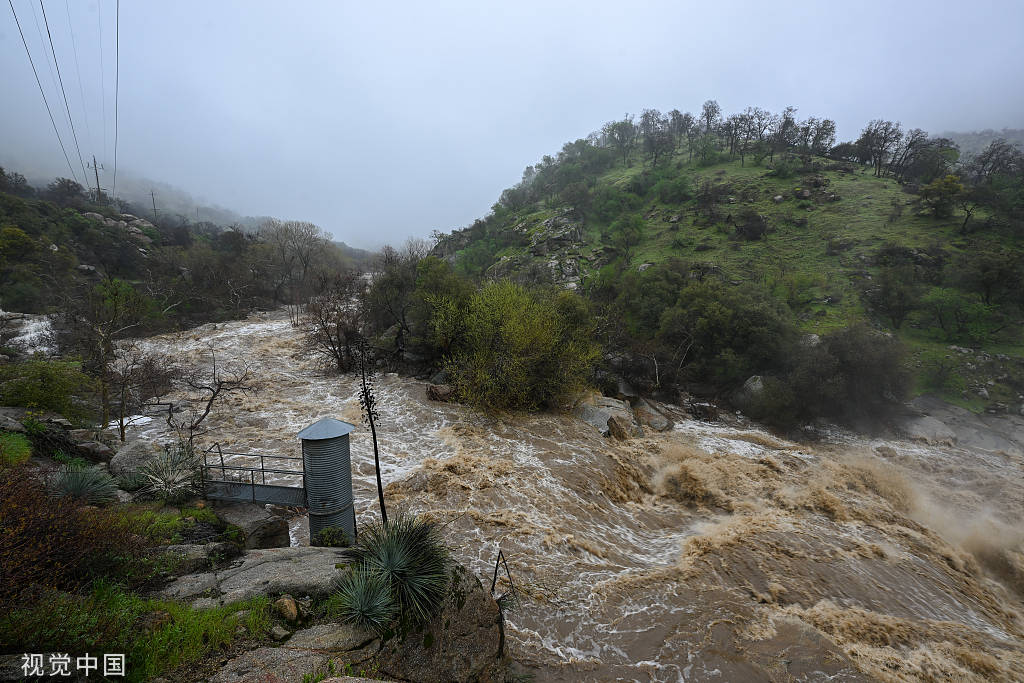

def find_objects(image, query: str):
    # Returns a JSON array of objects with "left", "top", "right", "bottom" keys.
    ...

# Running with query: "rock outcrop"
[
  {"left": 158, "top": 546, "right": 345, "bottom": 607},
  {"left": 633, "top": 398, "right": 673, "bottom": 432},
  {"left": 373, "top": 564, "right": 504, "bottom": 682},
  {"left": 210, "top": 647, "right": 329, "bottom": 683},
  {"left": 162, "top": 542, "right": 240, "bottom": 573},
  {"left": 426, "top": 383, "right": 455, "bottom": 402},
  {"left": 214, "top": 502, "right": 289, "bottom": 549},
  {"left": 210, "top": 563, "right": 505, "bottom": 683},
  {"left": 109, "top": 439, "right": 163, "bottom": 477},
  {"left": 573, "top": 394, "right": 642, "bottom": 438}
]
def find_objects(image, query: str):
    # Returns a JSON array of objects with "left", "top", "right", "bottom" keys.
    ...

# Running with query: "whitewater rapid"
[{"left": 126, "top": 311, "right": 1024, "bottom": 682}]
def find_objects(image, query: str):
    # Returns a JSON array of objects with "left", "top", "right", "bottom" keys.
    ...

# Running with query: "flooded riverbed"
[{"left": 128, "top": 311, "right": 1024, "bottom": 681}]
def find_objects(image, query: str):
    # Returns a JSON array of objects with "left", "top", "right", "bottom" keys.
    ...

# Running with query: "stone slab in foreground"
[{"left": 157, "top": 546, "right": 345, "bottom": 608}]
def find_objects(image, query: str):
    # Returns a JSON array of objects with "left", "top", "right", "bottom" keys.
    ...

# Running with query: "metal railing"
[{"left": 201, "top": 442, "right": 307, "bottom": 506}]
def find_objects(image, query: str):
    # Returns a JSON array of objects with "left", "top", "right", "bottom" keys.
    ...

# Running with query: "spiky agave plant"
[
  {"left": 342, "top": 512, "right": 450, "bottom": 625},
  {"left": 139, "top": 442, "right": 200, "bottom": 503},
  {"left": 49, "top": 465, "right": 118, "bottom": 504},
  {"left": 329, "top": 565, "right": 396, "bottom": 634}
]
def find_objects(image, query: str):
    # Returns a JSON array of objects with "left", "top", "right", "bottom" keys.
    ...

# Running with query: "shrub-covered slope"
[{"left": 433, "top": 114, "right": 1024, "bottom": 416}]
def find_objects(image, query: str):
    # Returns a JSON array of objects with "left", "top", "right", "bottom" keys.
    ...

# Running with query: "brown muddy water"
[{"left": 128, "top": 311, "right": 1024, "bottom": 682}]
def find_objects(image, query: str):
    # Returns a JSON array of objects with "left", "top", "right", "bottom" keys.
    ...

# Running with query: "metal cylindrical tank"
[{"left": 297, "top": 417, "right": 357, "bottom": 545}]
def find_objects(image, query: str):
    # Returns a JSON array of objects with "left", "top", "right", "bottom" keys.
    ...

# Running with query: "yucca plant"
[
  {"left": 139, "top": 442, "right": 200, "bottom": 504},
  {"left": 49, "top": 465, "right": 118, "bottom": 505},
  {"left": 328, "top": 565, "right": 396, "bottom": 634},
  {"left": 342, "top": 512, "right": 450, "bottom": 625}
]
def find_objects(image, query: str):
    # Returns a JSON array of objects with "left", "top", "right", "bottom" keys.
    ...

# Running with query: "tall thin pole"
[{"left": 91, "top": 155, "right": 101, "bottom": 200}]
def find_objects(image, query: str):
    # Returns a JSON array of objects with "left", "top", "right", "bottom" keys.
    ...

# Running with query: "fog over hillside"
[{"left": 2, "top": 1, "right": 1023, "bottom": 248}]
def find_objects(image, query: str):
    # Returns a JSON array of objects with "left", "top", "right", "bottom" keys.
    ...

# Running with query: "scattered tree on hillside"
[
  {"left": 920, "top": 175, "right": 964, "bottom": 218},
  {"left": 858, "top": 119, "right": 903, "bottom": 177},
  {"left": 602, "top": 117, "right": 639, "bottom": 164},
  {"left": 44, "top": 178, "right": 86, "bottom": 206}
]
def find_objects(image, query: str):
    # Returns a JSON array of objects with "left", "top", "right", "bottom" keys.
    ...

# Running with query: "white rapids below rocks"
[{"left": 126, "top": 311, "right": 1024, "bottom": 682}]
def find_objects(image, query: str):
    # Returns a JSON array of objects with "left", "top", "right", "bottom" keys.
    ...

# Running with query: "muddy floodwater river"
[{"left": 127, "top": 311, "right": 1024, "bottom": 681}]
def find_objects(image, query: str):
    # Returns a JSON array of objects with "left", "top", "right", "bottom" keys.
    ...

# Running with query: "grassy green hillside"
[{"left": 436, "top": 142, "right": 1024, "bottom": 415}]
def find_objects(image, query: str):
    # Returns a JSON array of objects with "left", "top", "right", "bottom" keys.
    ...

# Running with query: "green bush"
[
  {"left": 591, "top": 185, "right": 642, "bottom": 223},
  {"left": 312, "top": 525, "right": 352, "bottom": 548},
  {"left": 0, "top": 431, "right": 32, "bottom": 466},
  {"left": 49, "top": 465, "right": 118, "bottom": 504},
  {"left": 766, "top": 325, "right": 911, "bottom": 428},
  {"left": 654, "top": 174, "right": 693, "bottom": 204},
  {"left": 441, "top": 281, "right": 600, "bottom": 411},
  {"left": 0, "top": 358, "right": 97, "bottom": 421},
  {"left": 0, "top": 582, "right": 269, "bottom": 683},
  {"left": 770, "top": 157, "right": 799, "bottom": 178},
  {"left": 1, "top": 465, "right": 152, "bottom": 608},
  {"left": 117, "top": 469, "right": 149, "bottom": 492},
  {"left": 341, "top": 513, "right": 450, "bottom": 626},
  {"left": 52, "top": 449, "right": 89, "bottom": 469}
]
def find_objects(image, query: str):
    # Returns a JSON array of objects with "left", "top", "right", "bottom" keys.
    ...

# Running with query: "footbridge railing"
[{"left": 200, "top": 443, "right": 307, "bottom": 507}]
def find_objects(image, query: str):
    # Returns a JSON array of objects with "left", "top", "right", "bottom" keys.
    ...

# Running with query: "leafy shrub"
[
  {"left": 653, "top": 174, "right": 694, "bottom": 204},
  {"left": 0, "top": 358, "right": 97, "bottom": 421},
  {"left": 916, "top": 287, "right": 996, "bottom": 343},
  {"left": 920, "top": 352, "right": 968, "bottom": 394},
  {"left": 770, "top": 157, "right": 799, "bottom": 178},
  {"left": 52, "top": 449, "right": 89, "bottom": 469},
  {"left": 772, "top": 325, "right": 910, "bottom": 428},
  {"left": 441, "top": 282, "right": 600, "bottom": 411},
  {"left": 341, "top": 513, "right": 450, "bottom": 626},
  {"left": 312, "top": 525, "right": 352, "bottom": 548},
  {"left": 0, "top": 582, "right": 269, "bottom": 683},
  {"left": 0, "top": 465, "right": 149, "bottom": 609},
  {"left": 0, "top": 431, "right": 32, "bottom": 466},
  {"left": 49, "top": 465, "right": 118, "bottom": 504},
  {"left": 327, "top": 567, "right": 396, "bottom": 634},
  {"left": 591, "top": 185, "right": 642, "bottom": 223}
]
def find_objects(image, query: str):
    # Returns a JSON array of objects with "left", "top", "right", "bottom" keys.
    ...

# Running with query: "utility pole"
[
  {"left": 151, "top": 190, "right": 158, "bottom": 220},
  {"left": 88, "top": 156, "right": 104, "bottom": 202}
]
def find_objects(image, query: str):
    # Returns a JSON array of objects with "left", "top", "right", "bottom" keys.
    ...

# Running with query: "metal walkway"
[{"left": 201, "top": 443, "right": 307, "bottom": 507}]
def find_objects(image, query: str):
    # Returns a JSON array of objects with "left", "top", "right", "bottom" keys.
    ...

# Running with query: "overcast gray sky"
[{"left": 2, "top": 0, "right": 1022, "bottom": 248}]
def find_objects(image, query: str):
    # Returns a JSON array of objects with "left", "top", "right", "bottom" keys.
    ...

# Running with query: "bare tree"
[
  {"left": 259, "top": 219, "right": 330, "bottom": 321},
  {"left": 108, "top": 342, "right": 179, "bottom": 442},
  {"left": 303, "top": 272, "right": 367, "bottom": 372},
  {"left": 164, "top": 345, "right": 258, "bottom": 446}
]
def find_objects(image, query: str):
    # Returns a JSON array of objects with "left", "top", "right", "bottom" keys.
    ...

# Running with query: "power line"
[
  {"left": 28, "top": 0, "right": 61, "bottom": 116},
  {"left": 97, "top": 0, "right": 107, "bottom": 165},
  {"left": 64, "top": 0, "right": 94, "bottom": 153},
  {"left": 111, "top": 0, "right": 119, "bottom": 198},
  {"left": 39, "top": 0, "right": 89, "bottom": 183},
  {"left": 7, "top": 0, "right": 79, "bottom": 182}
]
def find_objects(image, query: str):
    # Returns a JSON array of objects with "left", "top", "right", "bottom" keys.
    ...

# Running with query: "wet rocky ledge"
[{"left": 201, "top": 562, "right": 505, "bottom": 683}]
